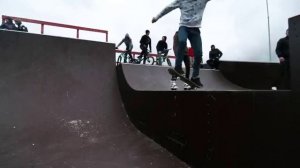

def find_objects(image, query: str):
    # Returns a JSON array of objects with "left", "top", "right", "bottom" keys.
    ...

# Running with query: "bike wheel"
[
  {"left": 128, "top": 56, "right": 134, "bottom": 63},
  {"left": 145, "top": 56, "right": 154, "bottom": 65},
  {"left": 167, "top": 58, "right": 172, "bottom": 66},
  {"left": 132, "top": 59, "right": 139, "bottom": 64}
]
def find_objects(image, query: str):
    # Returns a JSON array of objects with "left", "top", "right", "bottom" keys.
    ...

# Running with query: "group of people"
[
  {"left": 0, "top": 17, "right": 28, "bottom": 32},
  {"left": 116, "top": 29, "right": 223, "bottom": 69},
  {"left": 117, "top": 0, "right": 289, "bottom": 90},
  {"left": 116, "top": 30, "right": 169, "bottom": 65},
  {"left": 116, "top": 0, "right": 223, "bottom": 89}
]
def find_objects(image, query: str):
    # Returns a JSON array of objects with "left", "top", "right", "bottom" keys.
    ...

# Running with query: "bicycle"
[
  {"left": 155, "top": 49, "right": 172, "bottom": 66},
  {"left": 133, "top": 50, "right": 154, "bottom": 65},
  {"left": 116, "top": 50, "right": 134, "bottom": 64}
]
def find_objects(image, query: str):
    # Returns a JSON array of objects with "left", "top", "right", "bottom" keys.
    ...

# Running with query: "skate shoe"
[
  {"left": 191, "top": 77, "right": 203, "bottom": 88},
  {"left": 170, "top": 80, "right": 178, "bottom": 90},
  {"left": 184, "top": 83, "right": 191, "bottom": 90}
]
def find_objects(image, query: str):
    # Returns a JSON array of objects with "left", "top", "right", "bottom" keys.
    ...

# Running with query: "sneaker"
[
  {"left": 271, "top": 86, "right": 277, "bottom": 90},
  {"left": 184, "top": 83, "right": 191, "bottom": 90},
  {"left": 170, "top": 80, "right": 178, "bottom": 90},
  {"left": 191, "top": 77, "right": 203, "bottom": 88}
]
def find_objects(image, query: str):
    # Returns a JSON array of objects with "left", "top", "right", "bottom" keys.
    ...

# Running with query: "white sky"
[{"left": 1, "top": 0, "right": 300, "bottom": 62}]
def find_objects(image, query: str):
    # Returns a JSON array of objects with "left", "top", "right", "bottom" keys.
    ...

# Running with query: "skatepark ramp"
[
  {"left": 117, "top": 64, "right": 247, "bottom": 91},
  {"left": 0, "top": 30, "right": 188, "bottom": 168},
  {"left": 1, "top": 28, "right": 299, "bottom": 168},
  {"left": 116, "top": 63, "right": 298, "bottom": 167}
]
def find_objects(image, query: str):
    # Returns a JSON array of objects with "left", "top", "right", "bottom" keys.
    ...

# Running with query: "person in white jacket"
[{"left": 152, "top": 0, "right": 211, "bottom": 88}]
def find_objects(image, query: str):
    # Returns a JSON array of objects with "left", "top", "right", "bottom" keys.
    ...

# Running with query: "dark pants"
[
  {"left": 124, "top": 49, "right": 132, "bottom": 63},
  {"left": 176, "top": 26, "right": 202, "bottom": 79},
  {"left": 207, "top": 59, "right": 220, "bottom": 69},
  {"left": 140, "top": 45, "right": 148, "bottom": 64},
  {"left": 274, "top": 60, "right": 290, "bottom": 89},
  {"left": 183, "top": 55, "right": 190, "bottom": 79},
  {"left": 171, "top": 54, "right": 190, "bottom": 80}
]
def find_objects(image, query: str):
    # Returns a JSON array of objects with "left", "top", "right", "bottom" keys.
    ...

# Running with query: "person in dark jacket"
[
  {"left": 138, "top": 30, "right": 152, "bottom": 64},
  {"left": 0, "top": 17, "right": 17, "bottom": 30},
  {"left": 15, "top": 20, "right": 28, "bottom": 32},
  {"left": 206, "top": 45, "right": 223, "bottom": 69},
  {"left": 276, "top": 29, "right": 290, "bottom": 63},
  {"left": 274, "top": 29, "right": 290, "bottom": 89},
  {"left": 156, "top": 36, "right": 168, "bottom": 65}
]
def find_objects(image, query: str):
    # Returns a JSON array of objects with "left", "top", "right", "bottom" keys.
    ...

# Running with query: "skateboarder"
[{"left": 152, "top": 0, "right": 211, "bottom": 88}]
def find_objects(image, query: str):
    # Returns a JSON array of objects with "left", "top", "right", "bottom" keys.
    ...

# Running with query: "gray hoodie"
[{"left": 154, "top": 0, "right": 210, "bottom": 28}]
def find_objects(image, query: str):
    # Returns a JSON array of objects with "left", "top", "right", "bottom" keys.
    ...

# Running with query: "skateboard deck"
[{"left": 168, "top": 68, "right": 202, "bottom": 89}]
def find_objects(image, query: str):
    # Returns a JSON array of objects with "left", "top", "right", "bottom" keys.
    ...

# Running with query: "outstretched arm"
[
  {"left": 116, "top": 39, "right": 124, "bottom": 48},
  {"left": 152, "top": 0, "right": 180, "bottom": 23}
]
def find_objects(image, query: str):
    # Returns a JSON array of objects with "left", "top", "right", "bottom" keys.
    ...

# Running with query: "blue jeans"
[{"left": 176, "top": 26, "right": 203, "bottom": 78}]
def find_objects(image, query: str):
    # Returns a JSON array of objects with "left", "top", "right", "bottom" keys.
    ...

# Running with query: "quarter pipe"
[{"left": 0, "top": 30, "right": 188, "bottom": 168}]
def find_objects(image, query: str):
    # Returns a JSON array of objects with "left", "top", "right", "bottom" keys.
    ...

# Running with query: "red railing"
[
  {"left": 2, "top": 15, "right": 108, "bottom": 42},
  {"left": 2, "top": 15, "right": 176, "bottom": 60}
]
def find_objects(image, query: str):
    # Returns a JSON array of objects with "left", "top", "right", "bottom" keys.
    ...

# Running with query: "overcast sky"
[{"left": 1, "top": 0, "right": 300, "bottom": 62}]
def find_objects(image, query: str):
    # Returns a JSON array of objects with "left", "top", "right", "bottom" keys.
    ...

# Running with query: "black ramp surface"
[
  {"left": 121, "top": 64, "right": 247, "bottom": 91},
  {"left": 117, "top": 63, "right": 297, "bottom": 168},
  {"left": 0, "top": 30, "right": 188, "bottom": 168}
]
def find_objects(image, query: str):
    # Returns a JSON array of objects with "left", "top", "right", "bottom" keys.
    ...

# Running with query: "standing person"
[
  {"left": 274, "top": 29, "right": 290, "bottom": 89},
  {"left": 207, "top": 45, "right": 223, "bottom": 69},
  {"left": 171, "top": 31, "right": 191, "bottom": 90},
  {"left": 152, "top": 0, "right": 211, "bottom": 88},
  {"left": 14, "top": 20, "right": 28, "bottom": 32},
  {"left": 0, "top": 17, "right": 17, "bottom": 30},
  {"left": 116, "top": 33, "right": 133, "bottom": 63},
  {"left": 156, "top": 36, "right": 169, "bottom": 65},
  {"left": 139, "top": 30, "right": 152, "bottom": 64}
]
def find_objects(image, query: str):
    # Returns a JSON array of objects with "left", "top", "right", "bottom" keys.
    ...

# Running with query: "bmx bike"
[{"left": 154, "top": 49, "right": 172, "bottom": 66}]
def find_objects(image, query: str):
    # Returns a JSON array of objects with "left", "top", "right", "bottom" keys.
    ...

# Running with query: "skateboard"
[{"left": 168, "top": 68, "right": 202, "bottom": 89}]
